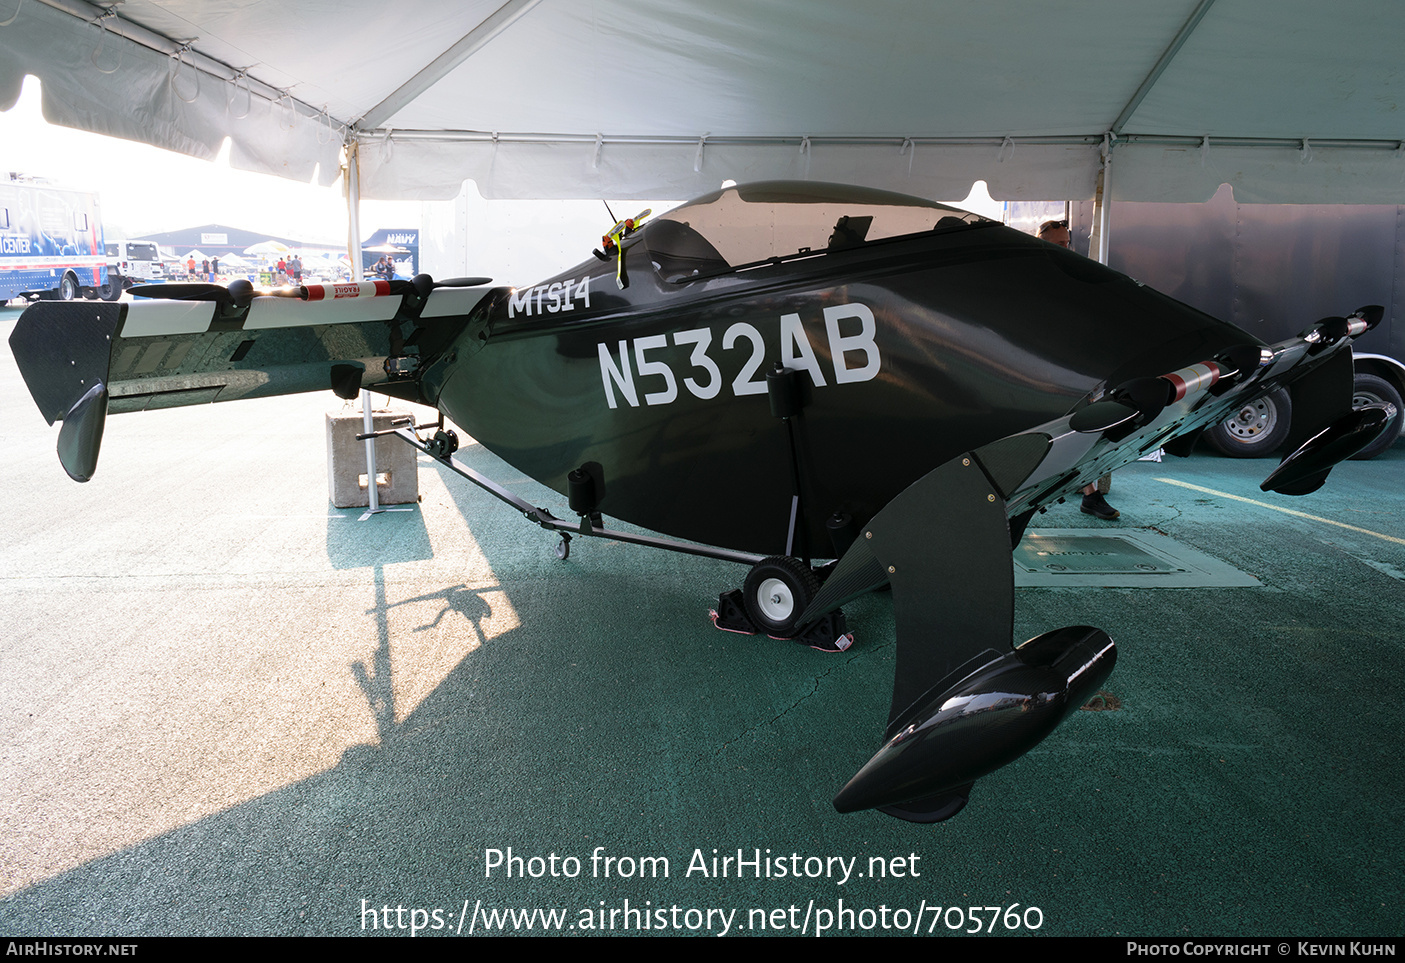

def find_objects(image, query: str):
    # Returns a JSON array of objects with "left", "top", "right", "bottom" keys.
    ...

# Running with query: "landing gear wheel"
[
  {"left": 1349, "top": 373, "right": 1403, "bottom": 459},
  {"left": 742, "top": 556, "right": 820, "bottom": 638},
  {"left": 1204, "top": 388, "right": 1292, "bottom": 457},
  {"left": 427, "top": 429, "right": 459, "bottom": 459},
  {"left": 556, "top": 534, "right": 572, "bottom": 560}
]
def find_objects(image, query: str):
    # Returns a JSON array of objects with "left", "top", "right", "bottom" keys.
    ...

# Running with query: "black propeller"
[
  {"left": 129, "top": 279, "right": 256, "bottom": 309},
  {"left": 128, "top": 282, "right": 225, "bottom": 301},
  {"left": 433, "top": 276, "right": 493, "bottom": 287},
  {"left": 407, "top": 272, "right": 494, "bottom": 295},
  {"left": 409, "top": 274, "right": 493, "bottom": 298}
]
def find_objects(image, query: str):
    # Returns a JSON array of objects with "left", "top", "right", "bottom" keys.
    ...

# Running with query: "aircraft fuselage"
[{"left": 430, "top": 218, "right": 1251, "bottom": 555}]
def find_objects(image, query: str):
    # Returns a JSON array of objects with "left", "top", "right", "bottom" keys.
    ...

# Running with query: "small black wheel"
[
  {"left": 1349, "top": 373, "right": 1403, "bottom": 459},
  {"left": 556, "top": 535, "right": 572, "bottom": 560},
  {"left": 1204, "top": 388, "right": 1292, "bottom": 457},
  {"left": 428, "top": 429, "right": 459, "bottom": 459},
  {"left": 742, "top": 556, "right": 820, "bottom": 638}
]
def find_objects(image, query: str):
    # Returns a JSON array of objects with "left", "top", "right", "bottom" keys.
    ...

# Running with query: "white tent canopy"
[{"left": 3, "top": 0, "right": 1404, "bottom": 203}]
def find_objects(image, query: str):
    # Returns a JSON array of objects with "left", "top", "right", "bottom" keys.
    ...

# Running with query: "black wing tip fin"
[
  {"left": 9, "top": 301, "right": 124, "bottom": 426},
  {"left": 56, "top": 383, "right": 110, "bottom": 483},
  {"left": 824, "top": 449, "right": 1119, "bottom": 821}
]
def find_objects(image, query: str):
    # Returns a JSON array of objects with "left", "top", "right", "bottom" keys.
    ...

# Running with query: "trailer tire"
[
  {"left": 1349, "top": 374, "right": 1403, "bottom": 459},
  {"left": 1204, "top": 388, "right": 1292, "bottom": 457},
  {"left": 58, "top": 273, "right": 80, "bottom": 301}
]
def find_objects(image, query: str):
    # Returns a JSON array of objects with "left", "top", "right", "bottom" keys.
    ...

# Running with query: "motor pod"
[
  {"left": 1260, "top": 403, "right": 1398, "bottom": 495},
  {"left": 833, "top": 625, "right": 1116, "bottom": 821}
]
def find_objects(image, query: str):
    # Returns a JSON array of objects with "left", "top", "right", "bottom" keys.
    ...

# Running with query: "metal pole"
[
  {"left": 1093, "top": 134, "right": 1114, "bottom": 266},
  {"left": 345, "top": 139, "right": 379, "bottom": 513},
  {"left": 346, "top": 139, "right": 364, "bottom": 283}
]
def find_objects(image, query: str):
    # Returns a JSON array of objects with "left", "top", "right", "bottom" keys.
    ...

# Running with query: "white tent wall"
[
  {"left": 3, "top": 0, "right": 1404, "bottom": 204},
  {"left": 1112, "top": 140, "right": 1405, "bottom": 205},
  {"left": 0, "top": 0, "right": 342, "bottom": 186},
  {"left": 354, "top": 137, "right": 1106, "bottom": 203}
]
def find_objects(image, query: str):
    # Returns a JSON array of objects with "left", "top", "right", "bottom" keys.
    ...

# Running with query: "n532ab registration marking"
[{"left": 597, "top": 302, "right": 882, "bottom": 408}]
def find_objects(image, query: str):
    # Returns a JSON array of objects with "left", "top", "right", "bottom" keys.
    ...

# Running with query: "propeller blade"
[
  {"left": 129, "top": 279, "right": 255, "bottom": 310},
  {"left": 128, "top": 283, "right": 226, "bottom": 301},
  {"left": 434, "top": 276, "right": 493, "bottom": 288}
]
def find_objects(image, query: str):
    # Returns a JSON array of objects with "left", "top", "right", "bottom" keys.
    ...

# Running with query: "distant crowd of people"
[
  {"left": 272, "top": 255, "right": 304, "bottom": 285},
  {"left": 185, "top": 256, "right": 220, "bottom": 282},
  {"left": 178, "top": 254, "right": 308, "bottom": 284},
  {"left": 172, "top": 251, "right": 397, "bottom": 286}
]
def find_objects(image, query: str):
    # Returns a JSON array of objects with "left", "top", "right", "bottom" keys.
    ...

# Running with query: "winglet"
[
  {"left": 56, "top": 383, "right": 109, "bottom": 482},
  {"left": 811, "top": 450, "right": 1117, "bottom": 821},
  {"left": 8, "top": 301, "right": 123, "bottom": 426},
  {"left": 9, "top": 301, "right": 123, "bottom": 481}
]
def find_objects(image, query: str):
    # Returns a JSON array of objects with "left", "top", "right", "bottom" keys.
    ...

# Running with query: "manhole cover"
[{"left": 1013, "top": 529, "right": 1259, "bottom": 588}]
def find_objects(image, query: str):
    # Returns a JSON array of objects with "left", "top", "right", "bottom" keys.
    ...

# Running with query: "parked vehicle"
[
  {"left": 104, "top": 239, "right": 165, "bottom": 291},
  {"left": 0, "top": 174, "right": 115, "bottom": 302},
  {"left": 1067, "top": 187, "right": 1404, "bottom": 458}
]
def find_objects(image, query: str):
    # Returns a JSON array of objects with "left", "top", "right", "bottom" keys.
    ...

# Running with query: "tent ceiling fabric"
[{"left": 3, "top": 0, "right": 1404, "bottom": 202}]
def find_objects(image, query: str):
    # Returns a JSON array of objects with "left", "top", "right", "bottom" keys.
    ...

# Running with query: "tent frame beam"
[
  {"left": 356, "top": 0, "right": 544, "bottom": 131},
  {"left": 352, "top": 129, "right": 1405, "bottom": 154},
  {"left": 29, "top": 0, "right": 348, "bottom": 132},
  {"left": 1110, "top": 0, "right": 1220, "bottom": 135}
]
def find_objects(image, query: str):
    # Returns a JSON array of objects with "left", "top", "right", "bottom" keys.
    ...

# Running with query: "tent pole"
[
  {"left": 347, "top": 139, "right": 364, "bottom": 283},
  {"left": 345, "top": 138, "right": 380, "bottom": 514},
  {"left": 1090, "top": 134, "right": 1114, "bottom": 266}
]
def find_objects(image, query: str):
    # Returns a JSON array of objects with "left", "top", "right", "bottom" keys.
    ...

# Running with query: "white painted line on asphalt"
[{"left": 1154, "top": 477, "right": 1405, "bottom": 547}]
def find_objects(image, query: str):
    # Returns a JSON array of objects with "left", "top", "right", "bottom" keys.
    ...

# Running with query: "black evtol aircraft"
[{"left": 10, "top": 181, "right": 1395, "bottom": 822}]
